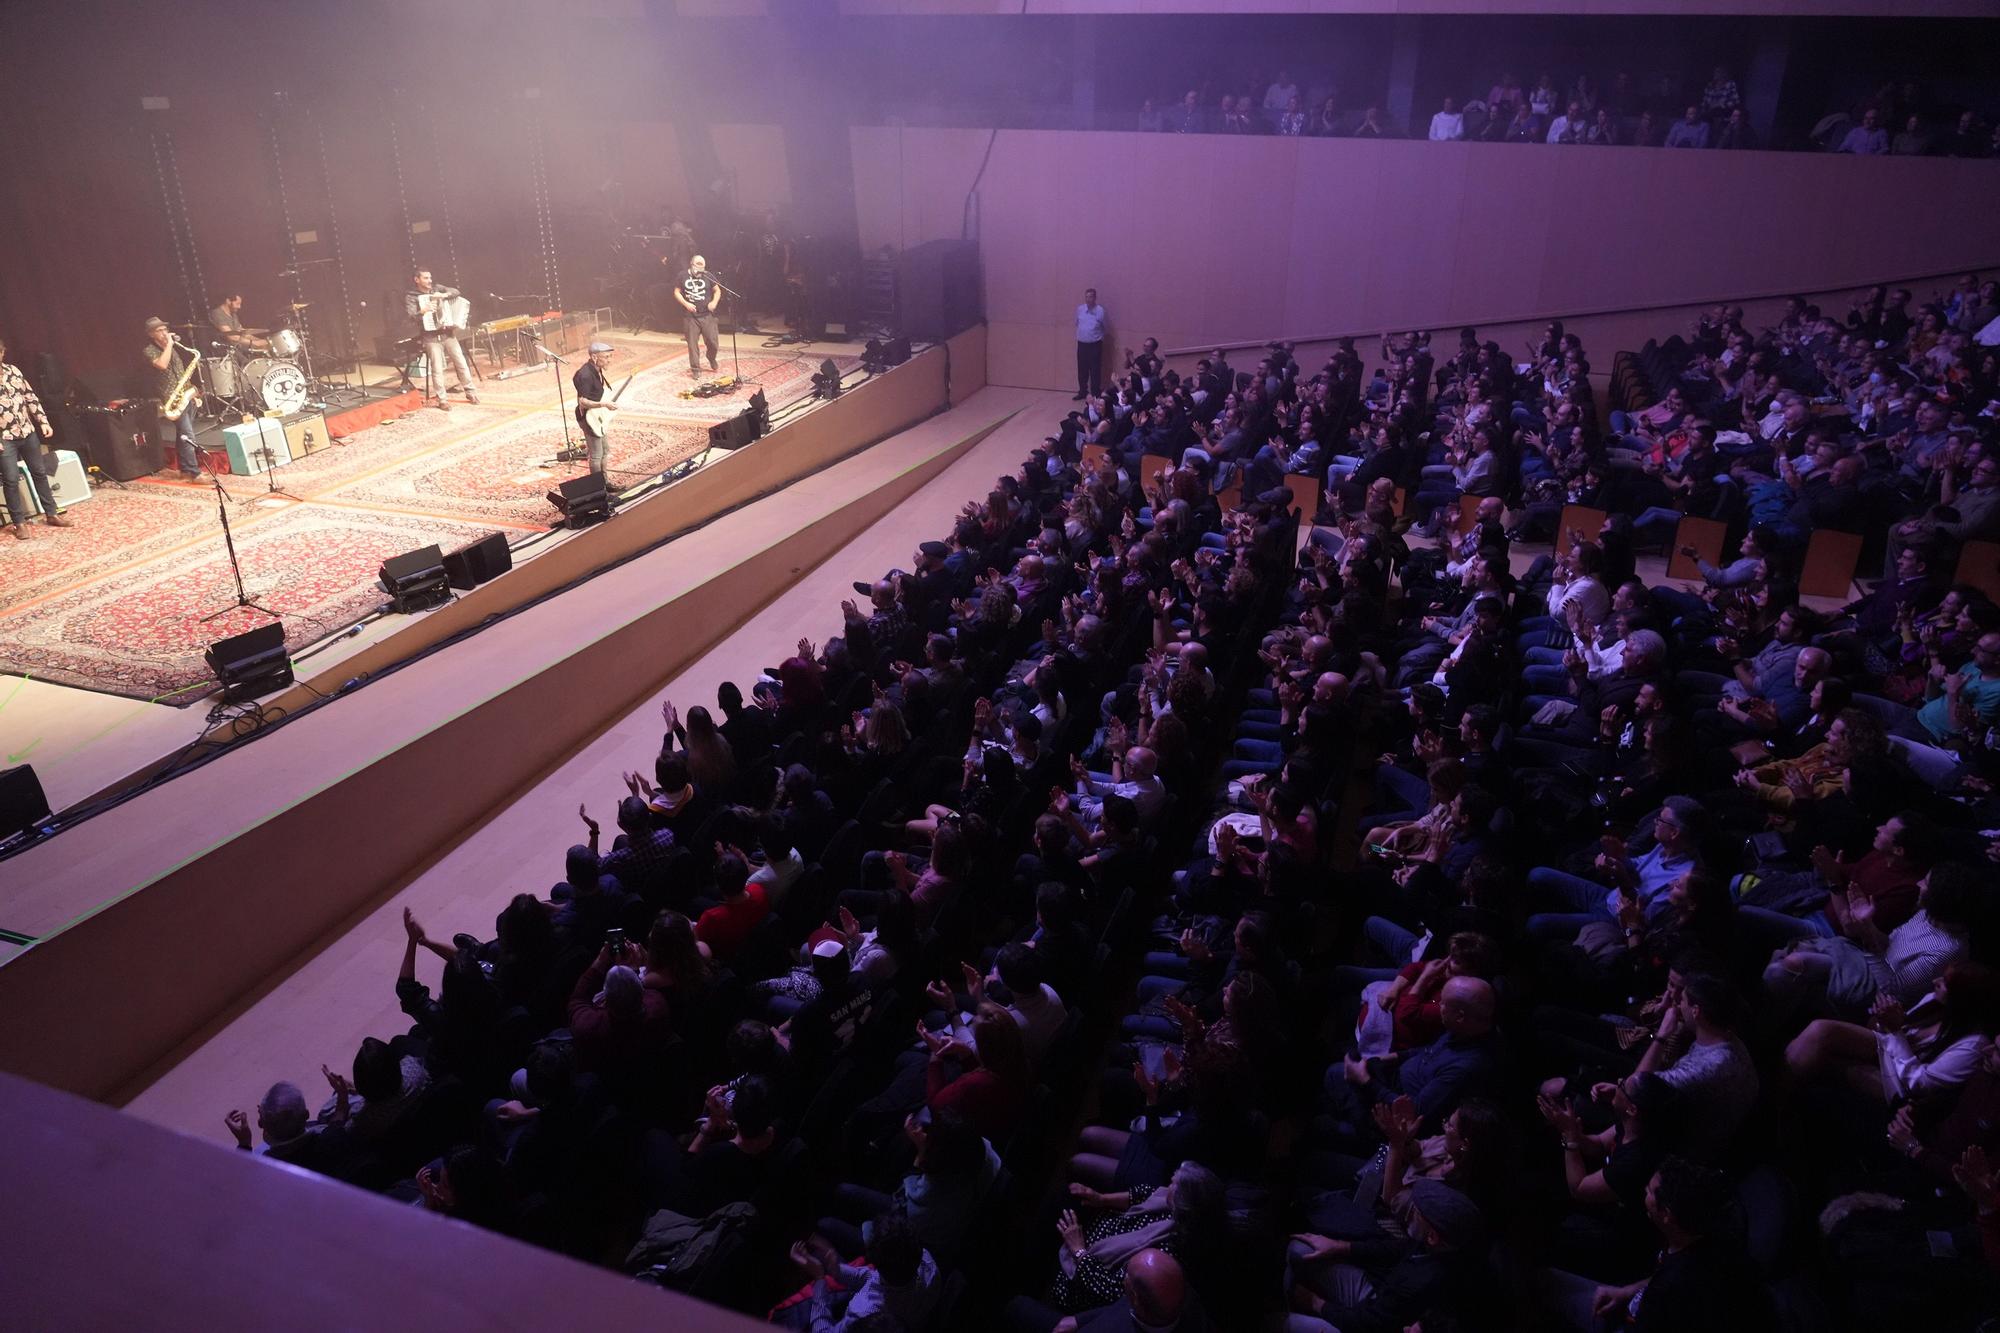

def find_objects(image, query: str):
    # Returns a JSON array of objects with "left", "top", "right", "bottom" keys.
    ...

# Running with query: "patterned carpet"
[
  {"left": 0, "top": 504, "right": 505, "bottom": 700},
  {"left": 0, "top": 346, "right": 862, "bottom": 702},
  {"left": 320, "top": 414, "right": 713, "bottom": 527}
]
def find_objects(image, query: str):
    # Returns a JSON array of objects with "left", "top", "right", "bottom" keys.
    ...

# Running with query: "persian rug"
[
  {"left": 612, "top": 352, "right": 856, "bottom": 424},
  {"left": 0, "top": 483, "right": 223, "bottom": 617},
  {"left": 316, "top": 413, "right": 713, "bottom": 528},
  {"left": 0, "top": 504, "right": 504, "bottom": 700}
]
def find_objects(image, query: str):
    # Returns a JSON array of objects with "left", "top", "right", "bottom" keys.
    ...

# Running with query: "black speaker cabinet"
[
  {"left": 0, "top": 764, "right": 52, "bottom": 841},
  {"left": 708, "top": 412, "right": 756, "bottom": 452},
  {"left": 443, "top": 532, "right": 513, "bottom": 590},
  {"left": 895, "top": 239, "right": 982, "bottom": 341},
  {"left": 78, "top": 403, "right": 161, "bottom": 481}
]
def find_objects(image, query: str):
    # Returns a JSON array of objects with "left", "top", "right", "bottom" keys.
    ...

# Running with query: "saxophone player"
[{"left": 143, "top": 316, "right": 203, "bottom": 481}]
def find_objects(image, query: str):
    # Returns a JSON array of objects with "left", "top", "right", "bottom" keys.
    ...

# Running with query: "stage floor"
[{"left": 0, "top": 327, "right": 865, "bottom": 810}]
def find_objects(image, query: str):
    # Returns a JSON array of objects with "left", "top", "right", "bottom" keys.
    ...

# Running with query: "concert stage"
[{"left": 0, "top": 332, "right": 854, "bottom": 706}]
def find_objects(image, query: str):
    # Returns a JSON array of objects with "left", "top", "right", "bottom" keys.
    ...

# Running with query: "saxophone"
[{"left": 161, "top": 336, "right": 202, "bottom": 418}]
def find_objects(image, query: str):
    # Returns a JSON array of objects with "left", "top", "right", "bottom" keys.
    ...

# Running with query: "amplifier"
[
  {"left": 284, "top": 411, "right": 329, "bottom": 458},
  {"left": 77, "top": 402, "right": 160, "bottom": 481},
  {"left": 25, "top": 450, "right": 92, "bottom": 516},
  {"left": 222, "top": 419, "right": 293, "bottom": 475}
]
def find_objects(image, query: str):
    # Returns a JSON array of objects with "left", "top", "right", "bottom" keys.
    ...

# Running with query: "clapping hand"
[
  {"left": 1955, "top": 1145, "right": 2000, "bottom": 1212},
  {"left": 1057, "top": 1208, "right": 1087, "bottom": 1254},
  {"left": 1068, "top": 1181, "right": 1104, "bottom": 1210},
  {"left": 1372, "top": 1094, "right": 1421, "bottom": 1147},
  {"left": 1178, "top": 927, "right": 1211, "bottom": 962},
  {"left": 1869, "top": 991, "right": 1907, "bottom": 1031},
  {"left": 659, "top": 699, "right": 679, "bottom": 732},
  {"left": 578, "top": 803, "right": 599, "bottom": 835},
  {"left": 403, "top": 906, "right": 427, "bottom": 945},
  {"left": 225, "top": 1108, "right": 252, "bottom": 1148}
]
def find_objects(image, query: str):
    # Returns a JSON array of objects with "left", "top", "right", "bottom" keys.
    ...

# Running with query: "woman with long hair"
[{"left": 1786, "top": 961, "right": 2000, "bottom": 1108}]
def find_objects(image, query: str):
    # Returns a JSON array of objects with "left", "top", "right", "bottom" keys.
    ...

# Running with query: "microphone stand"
[
  {"left": 201, "top": 472, "right": 277, "bottom": 623},
  {"left": 533, "top": 334, "right": 585, "bottom": 466},
  {"left": 242, "top": 413, "right": 297, "bottom": 505},
  {"left": 710, "top": 275, "right": 756, "bottom": 386}
]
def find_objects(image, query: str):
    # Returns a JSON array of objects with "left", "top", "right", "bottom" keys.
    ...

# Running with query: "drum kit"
[{"left": 186, "top": 303, "right": 321, "bottom": 419}]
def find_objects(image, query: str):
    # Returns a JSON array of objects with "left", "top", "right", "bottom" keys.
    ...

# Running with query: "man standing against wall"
[{"left": 1075, "top": 287, "right": 1106, "bottom": 401}]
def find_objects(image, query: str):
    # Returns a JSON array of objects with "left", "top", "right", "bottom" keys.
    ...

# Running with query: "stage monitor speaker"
[
  {"left": 547, "top": 473, "right": 612, "bottom": 529},
  {"left": 205, "top": 621, "right": 293, "bottom": 703},
  {"left": 895, "top": 239, "right": 982, "bottom": 342},
  {"left": 78, "top": 403, "right": 159, "bottom": 481},
  {"left": 0, "top": 764, "right": 52, "bottom": 842},
  {"left": 443, "top": 531, "right": 513, "bottom": 590},
  {"left": 708, "top": 411, "right": 756, "bottom": 452},
  {"left": 379, "top": 544, "right": 451, "bottom": 611}
]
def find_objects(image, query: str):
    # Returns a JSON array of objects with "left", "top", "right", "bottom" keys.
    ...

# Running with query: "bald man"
[
  {"left": 1057, "top": 1248, "right": 1211, "bottom": 1332},
  {"left": 674, "top": 253, "right": 721, "bottom": 375},
  {"left": 1338, "top": 974, "right": 1499, "bottom": 1132}
]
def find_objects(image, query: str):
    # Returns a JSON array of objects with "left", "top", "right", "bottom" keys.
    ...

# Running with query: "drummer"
[{"left": 208, "top": 292, "right": 271, "bottom": 351}]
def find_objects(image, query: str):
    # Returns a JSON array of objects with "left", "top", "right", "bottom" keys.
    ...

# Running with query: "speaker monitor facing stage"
[
  {"left": 443, "top": 531, "right": 514, "bottom": 591},
  {"left": 379, "top": 544, "right": 451, "bottom": 612},
  {"left": 547, "top": 473, "right": 612, "bottom": 529},
  {"left": 205, "top": 621, "right": 294, "bottom": 703}
]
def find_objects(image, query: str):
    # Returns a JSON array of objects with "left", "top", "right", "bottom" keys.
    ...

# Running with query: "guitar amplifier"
[
  {"left": 284, "top": 411, "right": 329, "bottom": 458},
  {"left": 78, "top": 402, "right": 160, "bottom": 481},
  {"left": 25, "top": 450, "right": 92, "bottom": 515},
  {"left": 222, "top": 419, "right": 293, "bottom": 475}
]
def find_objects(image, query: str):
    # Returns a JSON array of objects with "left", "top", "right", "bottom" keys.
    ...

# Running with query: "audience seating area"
[{"left": 220, "top": 272, "right": 2000, "bottom": 1332}]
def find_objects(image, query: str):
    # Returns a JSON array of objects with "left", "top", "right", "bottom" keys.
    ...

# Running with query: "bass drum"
[
  {"left": 269, "top": 328, "right": 303, "bottom": 359},
  {"left": 243, "top": 358, "right": 309, "bottom": 416}
]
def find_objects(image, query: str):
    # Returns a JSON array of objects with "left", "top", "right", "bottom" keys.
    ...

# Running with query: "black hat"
[{"left": 919, "top": 541, "right": 949, "bottom": 559}]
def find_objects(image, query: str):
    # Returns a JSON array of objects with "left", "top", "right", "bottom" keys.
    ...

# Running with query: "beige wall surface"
[{"left": 852, "top": 127, "right": 2000, "bottom": 390}]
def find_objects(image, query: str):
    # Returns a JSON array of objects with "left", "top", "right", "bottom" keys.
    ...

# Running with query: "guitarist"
[
  {"left": 403, "top": 269, "right": 481, "bottom": 412},
  {"left": 573, "top": 341, "right": 619, "bottom": 475}
]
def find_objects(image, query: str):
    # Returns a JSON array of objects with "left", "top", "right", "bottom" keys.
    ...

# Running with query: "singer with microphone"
[
  {"left": 143, "top": 316, "right": 204, "bottom": 481},
  {"left": 674, "top": 254, "right": 722, "bottom": 378}
]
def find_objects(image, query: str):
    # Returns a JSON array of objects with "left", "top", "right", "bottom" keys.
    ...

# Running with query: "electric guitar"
[{"left": 584, "top": 374, "right": 635, "bottom": 435}]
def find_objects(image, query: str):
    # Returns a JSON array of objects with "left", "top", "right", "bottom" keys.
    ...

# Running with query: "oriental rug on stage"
[
  {"left": 0, "top": 341, "right": 870, "bottom": 702},
  {"left": 317, "top": 414, "right": 713, "bottom": 528},
  {"left": 0, "top": 504, "right": 503, "bottom": 700}
]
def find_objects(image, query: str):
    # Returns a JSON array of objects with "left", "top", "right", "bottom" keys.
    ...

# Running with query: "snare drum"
[
  {"left": 269, "top": 328, "right": 303, "bottom": 359},
  {"left": 243, "top": 358, "right": 309, "bottom": 416}
]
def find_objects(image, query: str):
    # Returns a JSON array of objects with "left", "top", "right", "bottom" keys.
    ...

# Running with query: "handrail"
[{"left": 1156, "top": 262, "right": 1994, "bottom": 362}]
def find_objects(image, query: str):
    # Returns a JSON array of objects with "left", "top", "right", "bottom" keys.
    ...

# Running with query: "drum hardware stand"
[
  {"left": 201, "top": 473, "right": 277, "bottom": 623},
  {"left": 530, "top": 333, "right": 586, "bottom": 466}
]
